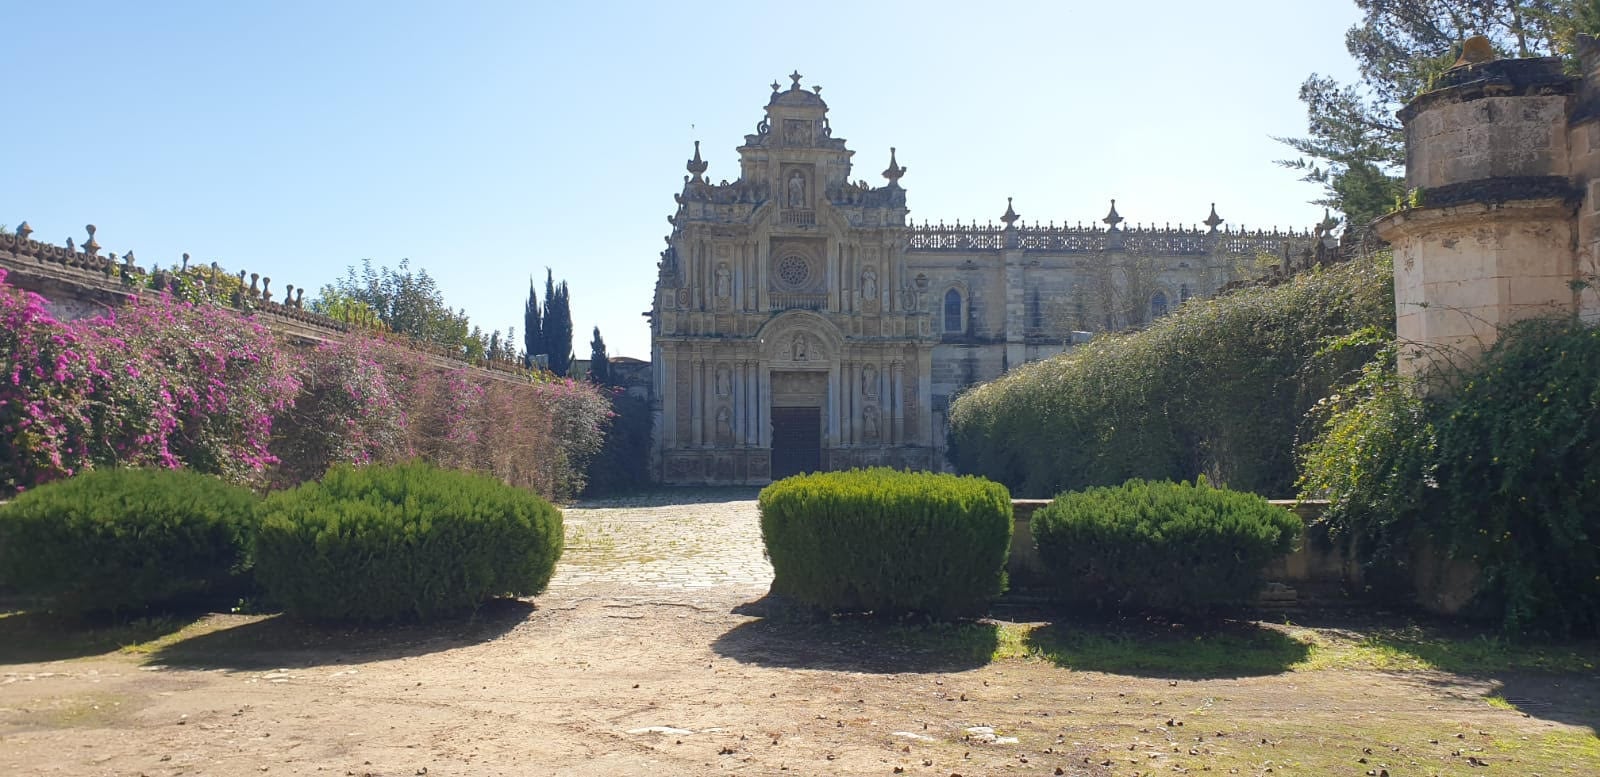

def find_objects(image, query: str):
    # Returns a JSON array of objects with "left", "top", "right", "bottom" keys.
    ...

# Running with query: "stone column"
[
  {"left": 1003, "top": 246, "right": 1027, "bottom": 371},
  {"left": 758, "top": 366, "right": 771, "bottom": 447},
  {"left": 1374, "top": 52, "right": 1580, "bottom": 380},
  {"left": 690, "top": 357, "right": 704, "bottom": 447},
  {"left": 731, "top": 360, "right": 743, "bottom": 447},
  {"left": 890, "top": 360, "right": 904, "bottom": 445},
  {"left": 827, "top": 366, "right": 841, "bottom": 448}
]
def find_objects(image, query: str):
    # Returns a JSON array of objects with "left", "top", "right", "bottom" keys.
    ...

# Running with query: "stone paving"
[{"left": 548, "top": 489, "right": 774, "bottom": 591}]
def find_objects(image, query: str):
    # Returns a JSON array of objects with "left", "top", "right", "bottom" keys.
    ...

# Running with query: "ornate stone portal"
[{"left": 650, "top": 74, "right": 1311, "bottom": 484}]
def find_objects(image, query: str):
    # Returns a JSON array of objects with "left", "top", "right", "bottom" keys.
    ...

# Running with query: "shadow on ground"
[
  {"left": 568, "top": 487, "right": 762, "bottom": 510},
  {"left": 146, "top": 598, "right": 535, "bottom": 670},
  {"left": 712, "top": 596, "right": 997, "bottom": 673},
  {"left": 0, "top": 610, "right": 207, "bottom": 664},
  {"left": 1022, "top": 617, "right": 1313, "bottom": 679},
  {"left": 1482, "top": 674, "right": 1600, "bottom": 736}
]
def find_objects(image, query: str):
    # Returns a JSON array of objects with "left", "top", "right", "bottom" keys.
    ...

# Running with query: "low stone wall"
[{"left": 1007, "top": 499, "right": 1366, "bottom": 609}]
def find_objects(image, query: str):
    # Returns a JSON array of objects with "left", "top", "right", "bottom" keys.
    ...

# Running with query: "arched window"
[
  {"left": 1179, "top": 284, "right": 1191, "bottom": 304},
  {"left": 943, "top": 289, "right": 963, "bottom": 333},
  {"left": 1150, "top": 291, "right": 1169, "bottom": 320}
]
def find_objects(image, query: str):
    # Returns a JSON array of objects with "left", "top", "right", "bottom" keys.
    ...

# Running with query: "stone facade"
[
  {"left": 1377, "top": 37, "right": 1600, "bottom": 377},
  {"left": 651, "top": 74, "right": 1311, "bottom": 484}
]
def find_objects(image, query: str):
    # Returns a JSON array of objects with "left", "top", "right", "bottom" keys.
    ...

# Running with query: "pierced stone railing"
[
  {"left": 907, "top": 221, "right": 1313, "bottom": 256},
  {"left": 0, "top": 222, "right": 536, "bottom": 380},
  {"left": 768, "top": 292, "right": 827, "bottom": 311}
]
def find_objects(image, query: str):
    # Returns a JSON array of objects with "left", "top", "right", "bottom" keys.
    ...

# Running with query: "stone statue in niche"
[
  {"left": 861, "top": 363, "right": 878, "bottom": 397},
  {"left": 715, "top": 263, "right": 731, "bottom": 299},
  {"left": 715, "top": 406, "right": 732, "bottom": 443},
  {"left": 860, "top": 267, "right": 877, "bottom": 301},
  {"left": 786, "top": 170, "right": 806, "bottom": 208},
  {"left": 791, "top": 333, "right": 808, "bottom": 361},
  {"left": 715, "top": 364, "right": 731, "bottom": 396},
  {"left": 863, "top": 405, "right": 880, "bottom": 440}
]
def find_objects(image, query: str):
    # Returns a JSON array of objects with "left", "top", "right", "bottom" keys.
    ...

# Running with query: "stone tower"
[{"left": 1376, "top": 36, "right": 1600, "bottom": 377}]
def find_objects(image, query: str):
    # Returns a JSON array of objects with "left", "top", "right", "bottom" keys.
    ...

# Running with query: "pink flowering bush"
[
  {"left": 1, "top": 270, "right": 611, "bottom": 502},
  {"left": 0, "top": 269, "right": 301, "bottom": 492},
  {"left": 270, "top": 335, "right": 408, "bottom": 487}
]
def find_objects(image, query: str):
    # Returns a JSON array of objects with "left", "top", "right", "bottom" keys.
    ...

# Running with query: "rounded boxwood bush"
[
  {"left": 1033, "top": 479, "right": 1301, "bottom": 613},
  {"left": 758, "top": 468, "right": 1012, "bottom": 619},
  {"left": 254, "top": 461, "right": 563, "bottom": 621},
  {"left": 0, "top": 468, "right": 259, "bottom": 614}
]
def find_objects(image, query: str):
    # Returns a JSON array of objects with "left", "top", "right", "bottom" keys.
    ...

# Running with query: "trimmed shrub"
[
  {"left": 0, "top": 468, "right": 259, "bottom": 614},
  {"left": 1032, "top": 479, "right": 1301, "bottom": 613},
  {"left": 947, "top": 254, "right": 1394, "bottom": 497},
  {"left": 254, "top": 462, "right": 563, "bottom": 621},
  {"left": 758, "top": 468, "right": 1012, "bottom": 619}
]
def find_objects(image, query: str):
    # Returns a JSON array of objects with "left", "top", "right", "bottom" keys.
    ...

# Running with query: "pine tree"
[
  {"left": 523, "top": 277, "right": 543, "bottom": 369},
  {"left": 542, "top": 268, "right": 574, "bottom": 377},
  {"left": 1276, "top": 0, "right": 1575, "bottom": 231},
  {"left": 587, "top": 326, "right": 612, "bottom": 386}
]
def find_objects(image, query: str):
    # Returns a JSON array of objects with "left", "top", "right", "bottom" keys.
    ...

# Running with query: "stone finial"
[
  {"left": 812, "top": 85, "right": 822, "bottom": 95},
  {"left": 181, "top": 253, "right": 190, "bottom": 271},
  {"left": 67, "top": 237, "right": 76, "bottom": 253},
  {"left": 1452, "top": 35, "right": 1496, "bottom": 68},
  {"left": 294, "top": 287, "right": 305, "bottom": 308},
  {"left": 882, "top": 147, "right": 906, "bottom": 186},
  {"left": 15, "top": 221, "right": 31, "bottom": 241},
  {"left": 249, "top": 273, "right": 260, "bottom": 297},
  {"left": 1203, "top": 202, "right": 1224, "bottom": 233},
  {"left": 123, "top": 250, "right": 135, "bottom": 270},
  {"left": 1000, "top": 197, "right": 1020, "bottom": 227},
  {"left": 83, "top": 224, "right": 100, "bottom": 257},
  {"left": 1102, "top": 199, "right": 1124, "bottom": 230},
  {"left": 789, "top": 70, "right": 803, "bottom": 90},
  {"left": 686, "top": 140, "right": 708, "bottom": 183},
  {"left": 770, "top": 80, "right": 781, "bottom": 93},
  {"left": 261, "top": 277, "right": 272, "bottom": 302}
]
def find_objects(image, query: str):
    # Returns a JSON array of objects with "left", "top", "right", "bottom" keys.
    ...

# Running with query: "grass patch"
[
  {"left": 1485, "top": 694, "right": 1516, "bottom": 710},
  {"left": 1019, "top": 621, "right": 1311, "bottom": 677},
  {"left": 1287, "top": 625, "right": 1600, "bottom": 674}
]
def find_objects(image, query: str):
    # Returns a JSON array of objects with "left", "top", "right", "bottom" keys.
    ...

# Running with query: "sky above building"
[{"left": 3, "top": 1, "right": 1365, "bottom": 359}]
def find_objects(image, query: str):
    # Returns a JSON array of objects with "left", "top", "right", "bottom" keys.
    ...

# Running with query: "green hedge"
[
  {"left": 0, "top": 468, "right": 259, "bottom": 614},
  {"left": 758, "top": 468, "right": 1012, "bottom": 619},
  {"left": 946, "top": 254, "right": 1394, "bottom": 497},
  {"left": 1032, "top": 479, "right": 1301, "bottom": 613},
  {"left": 254, "top": 462, "right": 563, "bottom": 621},
  {"left": 1301, "top": 319, "right": 1600, "bottom": 635}
]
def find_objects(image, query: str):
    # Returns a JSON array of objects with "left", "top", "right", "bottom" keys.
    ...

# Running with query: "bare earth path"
[{"left": 2, "top": 491, "right": 1597, "bottom": 776}]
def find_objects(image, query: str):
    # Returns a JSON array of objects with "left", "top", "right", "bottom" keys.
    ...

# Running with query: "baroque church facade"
[{"left": 649, "top": 74, "right": 1309, "bottom": 485}]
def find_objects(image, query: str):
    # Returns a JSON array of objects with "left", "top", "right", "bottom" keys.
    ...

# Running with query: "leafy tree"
[
  {"left": 1278, "top": 1, "right": 1570, "bottom": 232},
  {"left": 523, "top": 277, "right": 543, "bottom": 368},
  {"left": 315, "top": 258, "right": 473, "bottom": 352},
  {"left": 542, "top": 268, "right": 574, "bottom": 377},
  {"left": 587, "top": 326, "right": 612, "bottom": 385}
]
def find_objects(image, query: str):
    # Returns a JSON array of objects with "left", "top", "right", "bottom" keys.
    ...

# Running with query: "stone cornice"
[{"left": 1374, "top": 193, "right": 1579, "bottom": 241}]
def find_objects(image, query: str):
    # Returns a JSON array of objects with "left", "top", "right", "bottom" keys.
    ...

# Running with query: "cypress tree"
[
  {"left": 587, "top": 326, "right": 612, "bottom": 386},
  {"left": 542, "top": 268, "right": 574, "bottom": 377},
  {"left": 523, "top": 277, "right": 542, "bottom": 368}
]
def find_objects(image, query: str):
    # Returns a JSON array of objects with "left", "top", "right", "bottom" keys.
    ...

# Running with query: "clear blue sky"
[{"left": 3, "top": 1, "right": 1363, "bottom": 359}]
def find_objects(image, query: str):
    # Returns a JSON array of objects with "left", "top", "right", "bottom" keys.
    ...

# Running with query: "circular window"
[{"left": 776, "top": 255, "right": 811, "bottom": 289}]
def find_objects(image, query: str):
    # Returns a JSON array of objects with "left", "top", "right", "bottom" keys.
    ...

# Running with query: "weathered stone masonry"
[{"left": 650, "top": 74, "right": 1312, "bottom": 485}]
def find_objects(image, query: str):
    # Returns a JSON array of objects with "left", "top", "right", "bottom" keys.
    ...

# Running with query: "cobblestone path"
[{"left": 548, "top": 489, "right": 774, "bottom": 592}]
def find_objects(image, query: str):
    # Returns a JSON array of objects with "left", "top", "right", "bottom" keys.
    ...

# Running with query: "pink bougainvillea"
[{"left": 0, "top": 270, "right": 610, "bottom": 500}]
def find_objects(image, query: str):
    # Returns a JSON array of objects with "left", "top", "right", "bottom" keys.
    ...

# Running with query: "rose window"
[{"left": 777, "top": 255, "right": 811, "bottom": 288}]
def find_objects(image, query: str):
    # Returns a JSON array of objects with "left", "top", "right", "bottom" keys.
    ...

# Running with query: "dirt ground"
[{"left": 2, "top": 491, "right": 1597, "bottom": 776}]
